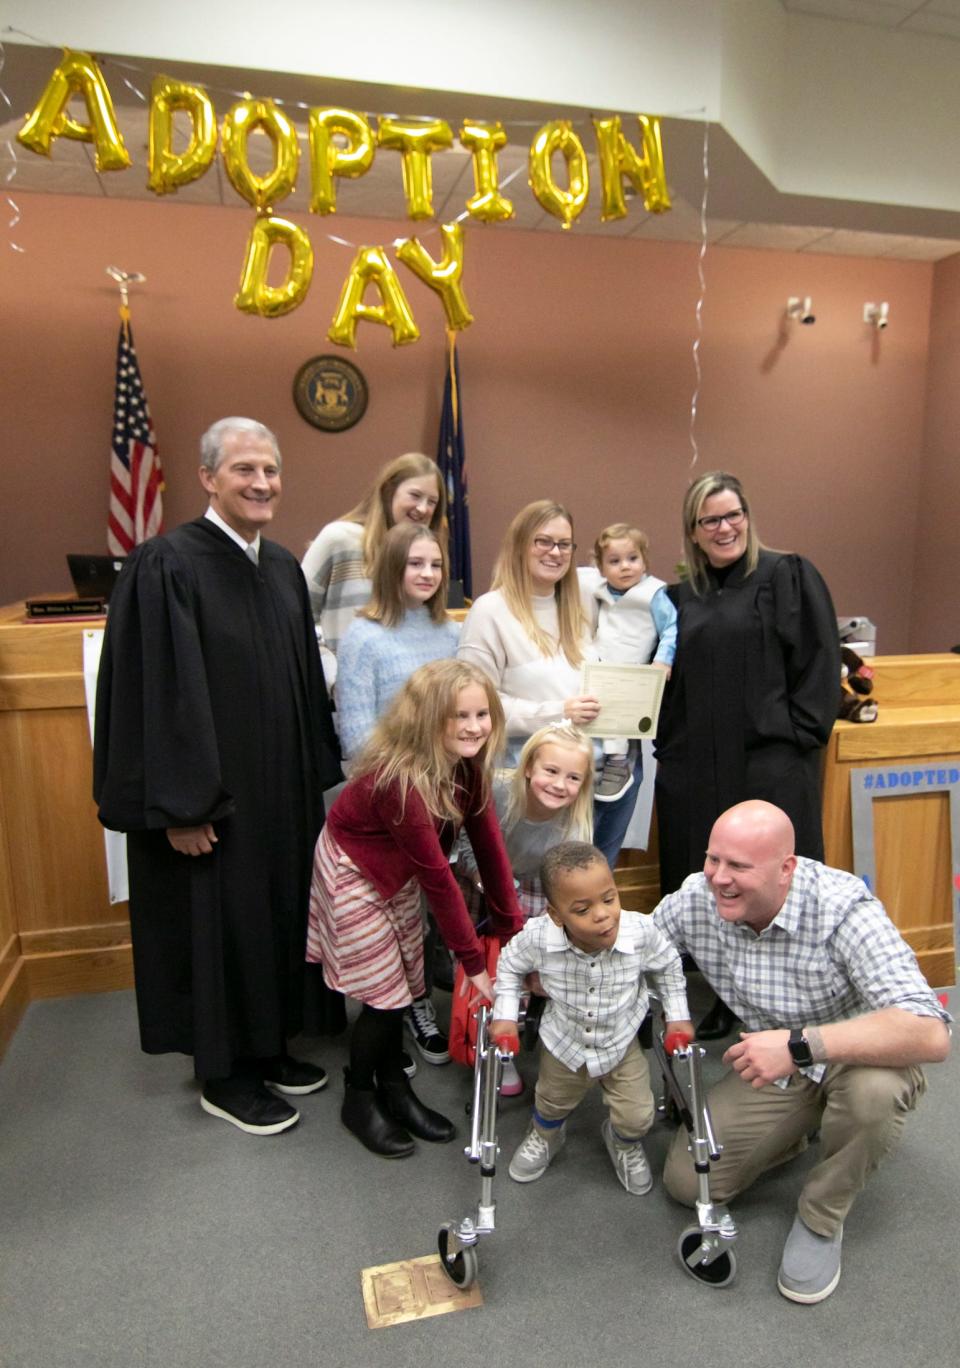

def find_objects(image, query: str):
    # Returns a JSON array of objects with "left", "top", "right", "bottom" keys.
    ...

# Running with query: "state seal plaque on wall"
[{"left": 293, "top": 355, "right": 369, "bottom": 432}]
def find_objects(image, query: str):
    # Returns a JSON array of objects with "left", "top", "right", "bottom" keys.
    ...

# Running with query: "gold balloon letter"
[
  {"left": 396, "top": 223, "right": 473, "bottom": 332},
  {"left": 593, "top": 114, "right": 671, "bottom": 218},
  {"left": 528, "top": 121, "right": 588, "bottom": 230},
  {"left": 17, "top": 48, "right": 130, "bottom": 172},
  {"left": 235, "top": 214, "right": 314, "bottom": 318},
  {"left": 308, "top": 107, "right": 375, "bottom": 215},
  {"left": 328, "top": 247, "right": 420, "bottom": 349},
  {"left": 148, "top": 76, "right": 216, "bottom": 195},
  {"left": 459, "top": 121, "right": 514, "bottom": 223},
  {"left": 377, "top": 118, "right": 453, "bottom": 220},
  {"left": 221, "top": 100, "right": 299, "bottom": 210}
]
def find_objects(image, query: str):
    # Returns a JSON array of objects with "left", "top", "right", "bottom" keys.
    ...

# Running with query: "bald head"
[
  {"left": 710, "top": 801, "right": 795, "bottom": 862},
  {"left": 704, "top": 801, "right": 797, "bottom": 932}
]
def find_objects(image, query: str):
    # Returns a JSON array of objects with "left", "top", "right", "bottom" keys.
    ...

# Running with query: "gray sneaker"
[
  {"left": 602, "top": 1118, "right": 653, "bottom": 1194},
  {"left": 508, "top": 1122, "right": 565, "bottom": 1182},
  {"left": 595, "top": 756, "right": 634, "bottom": 802},
  {"left": 777, "top": 1214, "right": 843, "bottom": 1304}
]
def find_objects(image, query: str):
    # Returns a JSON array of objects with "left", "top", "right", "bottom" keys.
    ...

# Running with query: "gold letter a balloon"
[{"left": 17, "top": 48, "right": 130, "bottom": 172}]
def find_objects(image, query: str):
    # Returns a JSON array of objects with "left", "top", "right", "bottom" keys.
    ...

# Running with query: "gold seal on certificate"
[{"left": 578, "top": 661, "right": 667, "bottom": 740}]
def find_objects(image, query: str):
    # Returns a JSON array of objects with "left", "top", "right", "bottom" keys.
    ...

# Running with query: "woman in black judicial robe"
[
  {"left": 94, "top": 517, "right": 344, "bottom": 1082},
  {"left": 655, "top": 471, "right": 839, "bottom": 903}
]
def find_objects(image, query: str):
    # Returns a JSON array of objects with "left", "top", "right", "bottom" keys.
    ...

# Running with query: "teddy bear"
[{"left": 839, "top": 645, "right": 878, "bottom": 723}]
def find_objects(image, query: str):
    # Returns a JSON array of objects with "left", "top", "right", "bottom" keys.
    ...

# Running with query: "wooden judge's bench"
[
  {"left": 821, "top": 653, "right": 960, "bottom": 996},
  {"left": 1, "top": 604, "right": 957, "bottom": 1059}
]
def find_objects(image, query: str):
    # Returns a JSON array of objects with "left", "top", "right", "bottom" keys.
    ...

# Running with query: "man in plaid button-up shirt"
[{"left": 653, "top": 799, "right": 951, "bottom": 1305}]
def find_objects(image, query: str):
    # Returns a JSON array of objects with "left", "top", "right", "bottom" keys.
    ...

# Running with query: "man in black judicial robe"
[{"left": 94, "top": 417, "right": 342, "bottom": 1135}]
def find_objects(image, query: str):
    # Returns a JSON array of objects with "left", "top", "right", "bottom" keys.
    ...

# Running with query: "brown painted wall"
[
  {"left": 913, "top": 252, "right": 960, "bottom": 653},
  {"left": 0, "top": 190, "right": 935, "bottom": 651}
]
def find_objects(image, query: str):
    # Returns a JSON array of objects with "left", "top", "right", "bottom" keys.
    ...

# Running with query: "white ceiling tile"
[
  {"left": 800, "top": 228, "right": 923, "bottom": 255},
  {"left": 712, "top": 222, "right": 835, "bottom": 250},
  {"left": 781, "top": 2, "right": 920, "bottom": 25},
  {"left": 880, "top": 236, "right": 960, "bottom": 260}
]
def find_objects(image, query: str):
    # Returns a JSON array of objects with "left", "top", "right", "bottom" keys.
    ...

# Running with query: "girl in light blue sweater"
[{"left": 336, "top": 522, "right": 460, "bottom": 763}]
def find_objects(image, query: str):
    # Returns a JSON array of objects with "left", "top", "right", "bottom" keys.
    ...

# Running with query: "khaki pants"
[
  {"left": 535, "top": 1037, "right": 655, "bottom": 1140},
  {"left": 663, "top": 1062, "right": 926, "bottom": 1237}
]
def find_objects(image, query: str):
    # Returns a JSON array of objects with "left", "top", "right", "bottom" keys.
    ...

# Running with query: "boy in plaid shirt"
[{"left": 492, "top": 841, "right": 691, "bottom": 1193}]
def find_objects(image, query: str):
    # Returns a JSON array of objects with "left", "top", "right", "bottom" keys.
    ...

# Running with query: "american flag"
[{"left": 108, "top": 309, "right": 163, "bottom": 554}]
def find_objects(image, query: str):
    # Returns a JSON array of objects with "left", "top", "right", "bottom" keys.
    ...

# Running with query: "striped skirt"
[{"left": 307, "top": 826, "right": 425, "bottom": 1009}]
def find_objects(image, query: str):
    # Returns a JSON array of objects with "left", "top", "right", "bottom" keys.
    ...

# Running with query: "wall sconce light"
[
  {"left": 786, "top": 295, "right": 816, "bottom": 325},
  {"left": 863, "top": 301, "right": 889, "bottom": 330}
]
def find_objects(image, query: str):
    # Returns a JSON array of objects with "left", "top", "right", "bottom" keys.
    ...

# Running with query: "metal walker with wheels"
[
  {"left": 651, "top": 1024, "right": 739, "bottom": 1287},
  {"left": 437, "top": 1001, "right": 514, "bottom": 1289}
]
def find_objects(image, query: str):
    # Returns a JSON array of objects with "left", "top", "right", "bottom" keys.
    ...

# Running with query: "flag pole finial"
[{"left": 106, "top": 265, "right": 146, "bottom": 315}]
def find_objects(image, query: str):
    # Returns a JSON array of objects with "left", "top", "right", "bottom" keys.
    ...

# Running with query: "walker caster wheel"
[
  {"left": 438, "top": 1223, "right": 479, "bottom": 1289},
  {"left": 677, "top": 1226, "right": 737, "bottom": 1287}
]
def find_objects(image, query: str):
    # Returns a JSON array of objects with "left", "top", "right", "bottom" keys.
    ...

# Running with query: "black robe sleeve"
[
  {"left": 773, "top": 554, "right": 840, "bottom": 749},
  {"left": 94, "top": 539, "right": 236, "bottom": 832}
]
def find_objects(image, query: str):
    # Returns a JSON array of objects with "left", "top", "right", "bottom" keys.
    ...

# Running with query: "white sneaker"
[
  {"left": 602, "top": 1118, "right": 653, "bottom": 1194},
  {"left": 508, "top": 1122, "right": 565, "bottom": 1182}
]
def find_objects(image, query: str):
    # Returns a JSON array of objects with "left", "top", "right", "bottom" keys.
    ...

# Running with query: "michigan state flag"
[{"left": 437, "top": 336, "right": 472, "bottom": 598}]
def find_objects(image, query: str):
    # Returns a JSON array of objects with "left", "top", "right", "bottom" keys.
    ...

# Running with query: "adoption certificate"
[{"left": 578, "top": 662, "right": 667, "bottom": 740}]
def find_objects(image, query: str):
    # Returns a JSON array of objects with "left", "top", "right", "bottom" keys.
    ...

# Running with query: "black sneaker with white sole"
[
  {"left": 262, "top": 1056, "right": 328, "bottom": 1096},
  {"left": 405, "top": 996, "right": 451, "bottom": 1064},
  {"left": 201, "top": 1079, "right": 300, "bottom": 1135}
]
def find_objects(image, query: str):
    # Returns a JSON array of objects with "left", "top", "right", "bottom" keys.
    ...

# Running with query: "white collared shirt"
[
  {"left": 204, "top": 505, "right": 261, "bottom": 560},
  {"left": 493, "top": 910, "right": 689, "bottom": 1077}
]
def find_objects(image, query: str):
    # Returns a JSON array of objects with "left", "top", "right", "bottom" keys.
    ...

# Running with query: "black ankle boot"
[
  {"left": 695, "top": 995, "right": 738, "bottom": 1041},
  {"left": 341, "top": 1069, "right": 415, "bottom": 1157},
  {"left": 377, "top": 1071, "right": 456, "bottom": 1144}
]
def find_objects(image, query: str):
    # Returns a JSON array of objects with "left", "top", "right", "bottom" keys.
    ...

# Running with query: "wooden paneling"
[
  {"left": 823, "top": 654, "right": 960, "bottom": 989},
  {"left": 0, "top": 957, "right": 28, "bottom": 1062},
  {"left": 836, "top": 711, "right": 960, "bottom": 761},
  {"left": 23, "top": 945, "right": 133, "bottom": 1000},
  {"left": 860, "top": 654, "right": 960, "bottom": 707},
  {"left": 19, "top": 920, "right": 132, "bottom": 954},
  {"left": 0, "top": 606, "right": 132, "bottom": 1061},
  {"left": 0, "top": 708, "right": 115, "bottom": 933}
]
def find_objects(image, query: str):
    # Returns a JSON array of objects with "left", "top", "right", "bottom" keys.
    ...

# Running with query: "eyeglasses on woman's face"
[
  {"left": 532, "top": 535, "right": 576, "bottom": 554},
  {"left": 696, "top": 507, "right": 746, "bottom": 532}
]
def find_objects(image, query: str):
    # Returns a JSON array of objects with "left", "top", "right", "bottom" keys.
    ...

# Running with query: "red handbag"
[{"left": 448, "top": 936, "right": 501, "bottom": 1068}]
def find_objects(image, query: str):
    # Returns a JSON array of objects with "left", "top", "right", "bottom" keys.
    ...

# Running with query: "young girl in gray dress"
[{"left": 458, "top": 722, "right": 594, "bottom": 1093}]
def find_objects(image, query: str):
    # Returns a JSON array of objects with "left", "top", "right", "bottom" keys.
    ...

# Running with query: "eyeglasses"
[
  {"left": 696, "top": 507, "right": 746, "bottom": 531},
  {"left": 532, "top": 535, "right": 576, "bottom": 554}
]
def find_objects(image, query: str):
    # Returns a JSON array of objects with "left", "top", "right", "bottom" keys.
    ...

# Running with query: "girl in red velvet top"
[{"left": 307, "top": 658, "right": 523, "bottom": 1157}]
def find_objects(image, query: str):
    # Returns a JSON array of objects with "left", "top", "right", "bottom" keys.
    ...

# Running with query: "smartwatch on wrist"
[{"left": 788, "top": 1027, "right": 814, "bottom": 1068}]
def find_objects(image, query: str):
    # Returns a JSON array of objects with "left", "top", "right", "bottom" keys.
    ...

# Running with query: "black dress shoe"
[
  {"left": 377, "top": 1071, "right": 456, "bottom": 1144},
  {"left": 341, "top": 1070, "right": 415, "bottom": 1158},
  {"left": 695, "top": 996, "right": 738, "bottom": 1041},
  {"left": 201, "top": 1079, "right": 299, "bottom": 1135},
  {"left": 261, "top": 1055, "right": 328, "bottom": 1095}
]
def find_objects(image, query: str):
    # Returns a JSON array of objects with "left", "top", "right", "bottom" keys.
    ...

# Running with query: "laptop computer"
[{"left": 66, "top": 554, "right": 125, "bottom": 603}]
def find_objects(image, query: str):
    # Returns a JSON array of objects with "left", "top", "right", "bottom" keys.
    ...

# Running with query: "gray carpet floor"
[{"left": 0, "top": 986, "right": 956, "bottom": 1368}]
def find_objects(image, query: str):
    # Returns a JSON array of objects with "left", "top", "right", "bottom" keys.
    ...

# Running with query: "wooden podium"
[
  {"left": 822, "top": 654, "right": 960, "bottom": 992},
  {"left": 0, "top": 603, "right": 132, "bottom": 1058}
]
